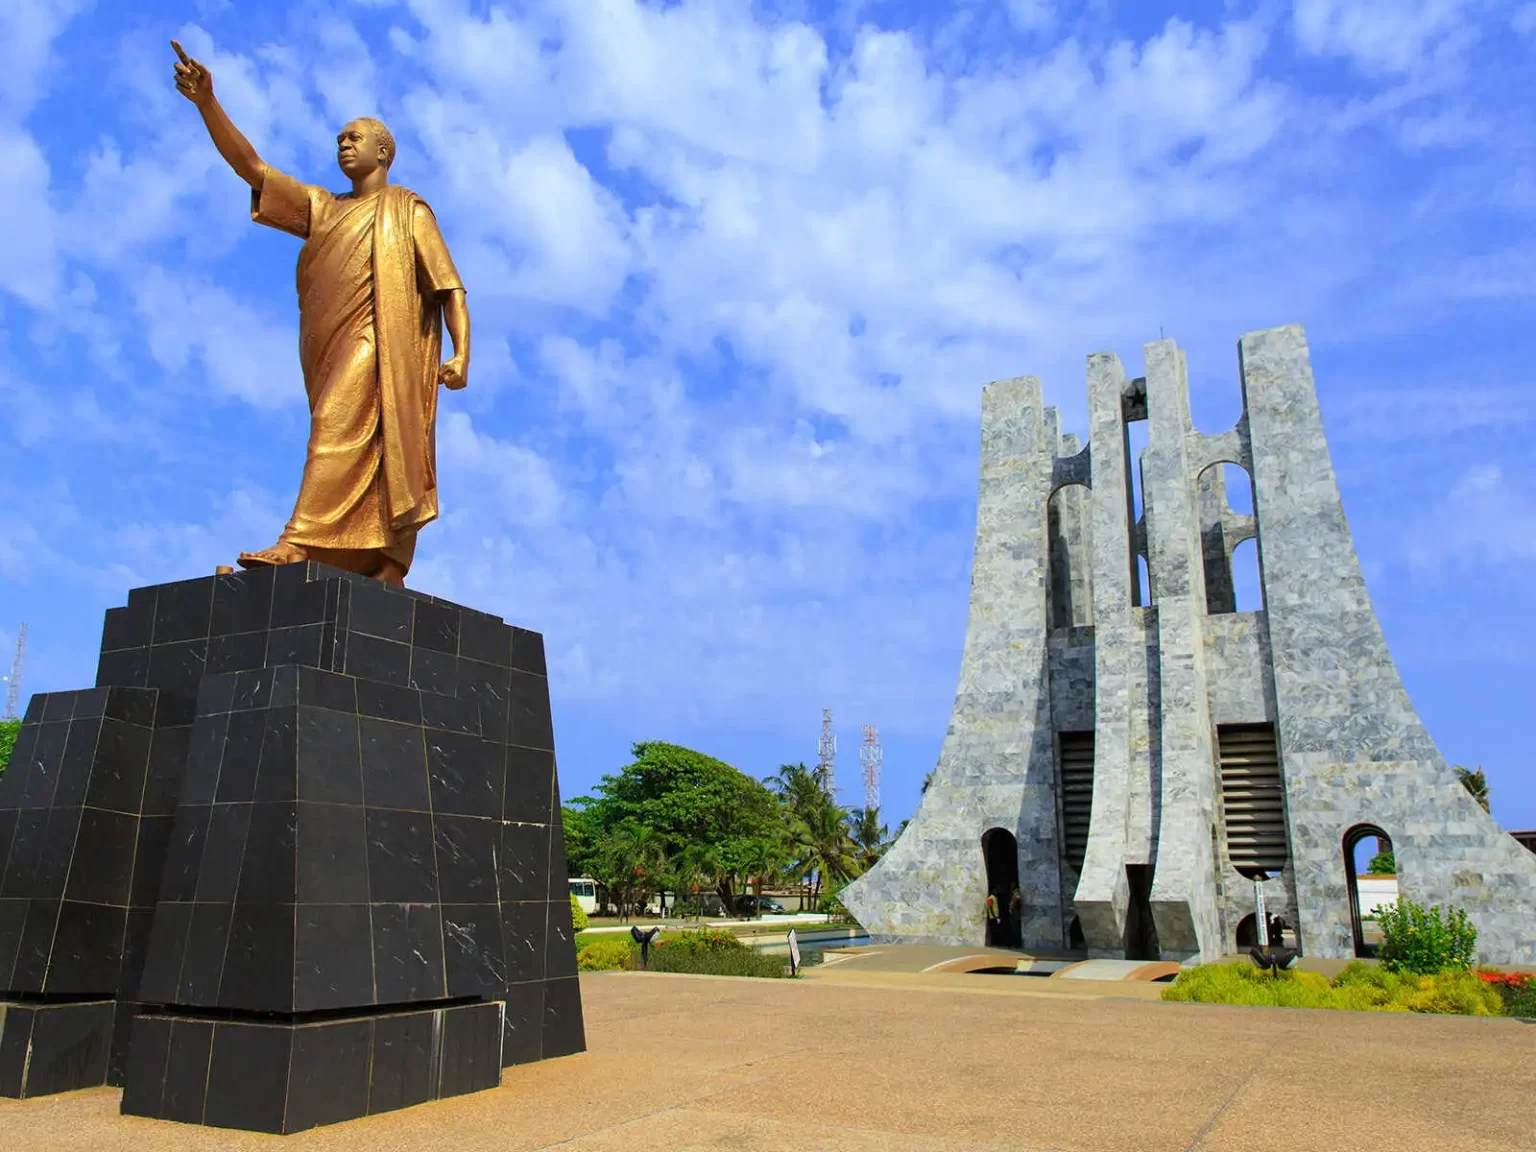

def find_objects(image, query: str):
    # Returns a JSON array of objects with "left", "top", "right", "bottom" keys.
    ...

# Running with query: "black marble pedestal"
[{"left": 0, "top": 563, "right": 584, "bottom": 1131}]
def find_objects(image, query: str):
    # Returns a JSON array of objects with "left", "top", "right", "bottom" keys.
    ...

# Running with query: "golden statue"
[{"left": 173, "top": 41, "right": 470, "bottom": 587}]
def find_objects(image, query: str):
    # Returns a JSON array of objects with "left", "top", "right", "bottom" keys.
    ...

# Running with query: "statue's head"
[{"left": 336, "top": 118, "right": 395, "bottom": 179}]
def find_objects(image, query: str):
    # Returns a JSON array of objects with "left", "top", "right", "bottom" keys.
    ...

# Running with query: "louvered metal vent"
[
  {"left": 1058, "top": 732, "right": 1094, "bottom": 873},
  {"left": 1217, "top": 723, "right": 1289, "bottom": 876}
]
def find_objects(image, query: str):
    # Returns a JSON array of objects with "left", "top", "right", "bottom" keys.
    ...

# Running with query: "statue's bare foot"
[{"left": 236, "top": 542, "right": 308, "bottom": 569}]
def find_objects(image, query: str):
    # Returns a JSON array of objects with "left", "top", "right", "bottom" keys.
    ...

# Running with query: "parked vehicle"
[
  {"left": 736, "top": 895, "right": 787, "bottom": 916},
  {"left": 569, "top": 877, "right": 598, "bottom": 914}
]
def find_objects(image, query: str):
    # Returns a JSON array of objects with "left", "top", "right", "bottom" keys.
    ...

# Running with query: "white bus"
[{"left": 569, "top": 877, "right": 598, "bottom": 914}]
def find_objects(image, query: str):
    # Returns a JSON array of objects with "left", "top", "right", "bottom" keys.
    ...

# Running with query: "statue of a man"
[{"left": 172, "top": 41, "right": 470, "bottom": 587}]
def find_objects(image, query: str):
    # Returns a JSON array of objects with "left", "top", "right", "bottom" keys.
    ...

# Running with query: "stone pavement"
[{"left": 1, "top": 970, "right": 1531, "bottom": 1151}]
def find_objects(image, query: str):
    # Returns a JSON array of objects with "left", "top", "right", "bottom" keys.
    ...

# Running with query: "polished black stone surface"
[
  {"left": 119, "top": 1001, "right": 504, "bottom": 1134},
  {"left": 0, "top": 562, "right": 583, "bottom": 1126}
]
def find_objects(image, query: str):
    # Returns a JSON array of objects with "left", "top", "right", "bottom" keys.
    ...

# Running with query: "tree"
[
  {"left": 738, "top": 836, "right": 788, "bottom": 917},
  {"left": 848, "top": 807, "right": 890, "bottom": 873},
  {"left": 670, "top": 842, "right": 722, "bottom": 918},
  {"left": 593, "top": 821, "right": 669, "bottom": 920},
  {"left": 1367, "top": 848, "right": 1396, "bottom": 875},
  {"left": 561, "top": 803, "right": 604, "bottom": 880},
  {"left": 789, "top": 793, "right": 856, "bottom": 907},
  {"left": 0, "top": 718, "right": 18, "bottom": 780},
  {"left": 1453, "top": 765, "right": 1490, "bottom": 813},
  {"left": 570, "top": 742, "right": 785, "bottom": 912},
  {"left": 768, "top": 762, "right": 825, "bottom": 821}
]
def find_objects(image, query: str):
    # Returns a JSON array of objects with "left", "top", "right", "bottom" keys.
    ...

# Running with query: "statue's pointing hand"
[{"left": 171, "top": 40, "right": 212, "bottom": 106}]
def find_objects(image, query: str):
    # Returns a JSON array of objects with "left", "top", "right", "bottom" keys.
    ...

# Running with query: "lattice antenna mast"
[
  {"left": 816, "top": 708, "right": 836, "bottom": 794},
  {"left": 3, "top": 623, "right": 26, "bottom": 721},
  {"left": 860, "top": 725, "right": 882, "bottom": 812}
]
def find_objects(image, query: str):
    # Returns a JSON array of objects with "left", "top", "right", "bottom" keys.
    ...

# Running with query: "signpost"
[{"left": 788, "top": 929, "right": 801, "bottom": 977}]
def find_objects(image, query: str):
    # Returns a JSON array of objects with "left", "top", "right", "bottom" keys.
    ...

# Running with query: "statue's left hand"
[{"left": 440, "top": 355, "right": 468, "bottom": 391}]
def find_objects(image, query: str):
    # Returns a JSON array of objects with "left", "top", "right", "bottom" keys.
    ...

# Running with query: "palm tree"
[
  {"left": 1454, "top": 765, "right": 1491, "bottom": 813},
  {"left": 740, "top": 837, "right": 788, "bottom": 917},
  {"left": 597, "top": 822, "right": 668, "bottom": 920},
  {"left": 791, "top": 794, "right": 856, "bottom": 908},
  {"left": 847, "top": 806, "right": 890, "bottom": 873},
  {"left": 670, "top": 842, "right": 721, "bottom": 923},
  {"left": 771, "top": 762, "right": 826, "bottom": 819}
]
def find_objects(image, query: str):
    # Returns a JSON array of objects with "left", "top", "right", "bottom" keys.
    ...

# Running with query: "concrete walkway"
[{"left": 0, "top": 971, "right": 1530, "bottom": 1150}]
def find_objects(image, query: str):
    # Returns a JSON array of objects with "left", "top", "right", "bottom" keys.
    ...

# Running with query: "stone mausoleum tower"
[{"left": 842, "top": 324, "right": 1536, "bottom": 967}]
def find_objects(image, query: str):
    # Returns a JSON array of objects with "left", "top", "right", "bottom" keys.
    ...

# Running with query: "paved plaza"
[{"left": 1, "top": 968, "right": 1531, "bottom": 1151}]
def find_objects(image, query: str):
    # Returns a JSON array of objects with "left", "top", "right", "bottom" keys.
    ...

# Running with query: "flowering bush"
[
  {"left": 1477, "top": 969, "right": 1536, "bottom": 1018},
  {"left": 1375, "top": 897, "right": 1477, "bottom": 975},
  {"left": 654, "top": 929, "right": 743, "bottom": 954}
]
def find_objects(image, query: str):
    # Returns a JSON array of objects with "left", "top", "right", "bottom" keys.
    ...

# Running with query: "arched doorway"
[
  {"left": 1343, "top": 824, "right": 1393, "bottom": 958},
  {"left": 980, "top": 828, "right": 1021, "bottom": 947}
]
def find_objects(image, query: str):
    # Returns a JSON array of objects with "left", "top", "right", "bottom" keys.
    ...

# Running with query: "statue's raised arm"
[{"left": 172, "top": 40, "right": 265, "bottom": 190}]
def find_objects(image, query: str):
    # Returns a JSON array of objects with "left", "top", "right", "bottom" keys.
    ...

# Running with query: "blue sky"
[{"left": 2, "top": 0, "right": 1534, "bottom": 831}]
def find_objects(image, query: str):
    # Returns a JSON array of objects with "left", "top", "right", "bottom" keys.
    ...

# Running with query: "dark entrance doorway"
[
  {"left": 1123, "top": 863, "right": 1160, "bottom": 961},
  {"left": 981, "top": 828, "right": 1021, "bottom": 947},
  {"left": 1343, "top": 823, "right": 1392, "bottom": 958}
]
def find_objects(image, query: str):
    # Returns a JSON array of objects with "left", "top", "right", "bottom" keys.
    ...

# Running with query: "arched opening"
[
  {"left": 1196, "top": 462, "right": 1262, "bottom": 614},
  {"left": 980, "top": 828, "right": 1021, "bottom": 948},
  {"left": 1234, "top": 910, "right": 1294, "bottom": 951},
  {"left": 1048, "top": 484, "right": 1094, "bottom": 629},
  {"left": 1222, "top": 463, "right": 1252, "bottom": 514},
  {"left": 1343, "top": 824, "right": 1394, "bottom": 958},
  {"left": 1234, "top": 912, "right": 1258, "bottom": 948},
  {"left": 1231, "top": 538, "right": 1263, "bottom": 612},
  {"left": 1136, "top": 553, "right": 1151, "bottom": 607}
]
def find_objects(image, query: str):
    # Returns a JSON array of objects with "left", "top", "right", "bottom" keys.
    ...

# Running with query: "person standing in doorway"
[
  {"left": 1008, "top": 885, "right": 1023, "bottom": 947},
  {"left": 985, "top": 892, "right": 1000, "bottom": 945}
]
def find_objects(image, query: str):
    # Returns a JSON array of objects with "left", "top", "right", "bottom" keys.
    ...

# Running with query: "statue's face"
[{"left": 337, "top": 120, "right": 387, "bottom": 178}]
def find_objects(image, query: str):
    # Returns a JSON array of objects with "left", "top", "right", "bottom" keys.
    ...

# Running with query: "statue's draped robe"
[{"left": 253, "top": 168, "right": 463, "bottom": 571}]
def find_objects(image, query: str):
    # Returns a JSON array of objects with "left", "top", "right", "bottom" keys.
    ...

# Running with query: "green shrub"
[
  {"left": 820, "top": 886, "right": 850, "bottom": 919},
  {"left": 1366, "top": 849, "right": 1396, "bottom": 875},
  {"left": 0, "top": 717, "right": 19, "bottom": 780},
  {"left": 576, "top": 937, "right": 635, "bottom": 971},
  {"left": 653, "top": 929, "right": 743, "bottom": 955},
  {"left": 647, "top": 945, "right": 789, "bottom": 978},
  {"left": 1162, "top": 960, "right": 1501, "bottom": 1015},
  {"left": 1161, "top": 964, "right": 1337, "bottom": 1010},
  {"left": 1376, "top": 897, "right": 1478, "bottom": 975},
  {"left": 569, "top": 894, "right": 589, "bottom": 933}
]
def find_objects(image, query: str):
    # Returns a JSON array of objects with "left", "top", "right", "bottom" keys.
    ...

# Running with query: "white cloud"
[
  {"left": 1406, "top": 464, "right": 1536, "bottom": 578},
  {"left": 1292, "top": 0, "right": 1484, "bottom": 77},
  {"left": 130, "top": 265, "right": 302, "bottom": 411},
  {"left": 1007, "top": 0, "right": 1057, "bottom": 33}
]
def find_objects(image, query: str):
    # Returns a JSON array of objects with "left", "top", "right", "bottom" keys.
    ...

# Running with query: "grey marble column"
[
  {"left": 1243, "top": 324, "right": 1536, "bottom": 965},
  {"left": 840, "top": 377, "right": 1065, "bottom": 946},
  {"left": 1072, "top": 354, "right": 1136, "bottom": 953},
  {"left": 1141, "top": 340, "right": 1223, "bottom": 962}
]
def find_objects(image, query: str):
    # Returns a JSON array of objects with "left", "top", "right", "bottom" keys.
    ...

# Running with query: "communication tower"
[
  {"left": 3, "top": 623, "right": 26, "bottom": 721},
  {"left": 816, "top": 708, "right": 836, "bottom": 794},
  {"left": 860, "top": 725, "right": 882, "bottom": 812}
]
